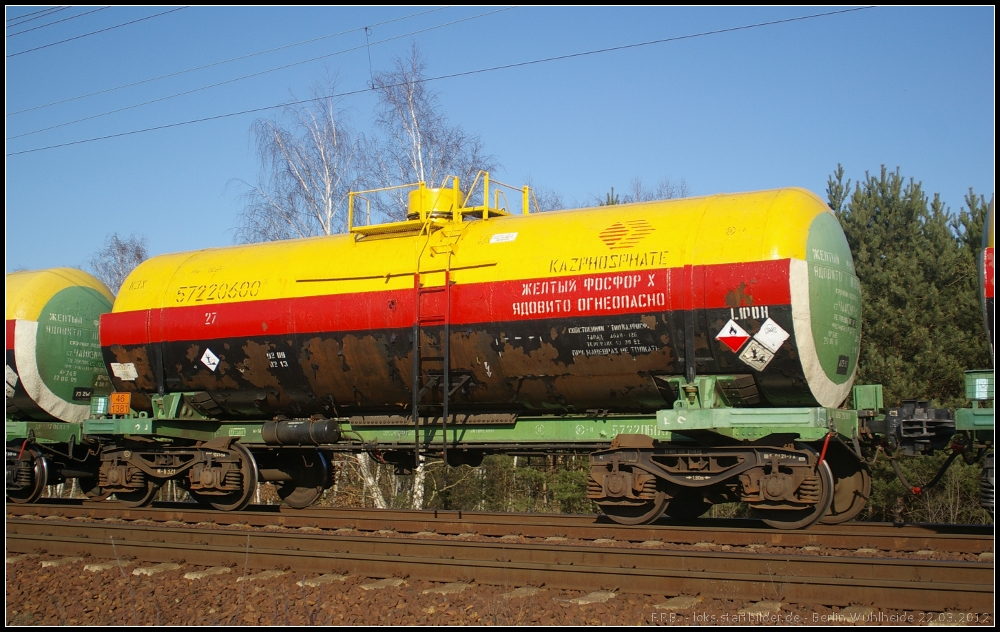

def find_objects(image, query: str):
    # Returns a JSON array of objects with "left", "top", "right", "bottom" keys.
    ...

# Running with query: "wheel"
[
  {"left": 6, "top": 445, "right": 49, "bottom": 504},
  {"left": 207, "top": 442, "right": 258, "bottom": 511},
  {"left": 114, "top": 480, "right": 160, "bottom": 508},
  {"left": 598, "top": 491, "right": 668, "bottom": 526},
  {"left": 277, "top": 450, "right": 328, "bottom": 509},
  {"left": 80, "top": 477, "right": 111, "bottom": 502},
  {"left": 819, "top": 456, "right": 871, "bottom": 525},
  {"left": 753, "top": 457, "right": 834, "bottom": 530},
  {"left": 664, "top": 493, "right": 712, "bottom": 520}
]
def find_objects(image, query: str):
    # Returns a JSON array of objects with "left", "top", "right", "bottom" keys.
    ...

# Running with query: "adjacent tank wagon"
[
  {"left": 6, "top": 268, "right": 114, "bottom": 503},
  {"left": 6, "top": 268, "right": 113, "bottom": 423}
]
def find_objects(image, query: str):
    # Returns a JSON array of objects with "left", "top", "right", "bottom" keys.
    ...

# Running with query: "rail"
[{"left": 6, "top": 507, "right": 994, "bottom": 613}]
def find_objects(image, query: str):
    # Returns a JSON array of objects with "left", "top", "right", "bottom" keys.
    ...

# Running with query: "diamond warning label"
[
  {"left": 753, "top": 318, "right": 790, "bottom": 353},
  {"left": 739, "top": 340, "right": 775, "bottom": 371},
  {"left": 201, "top": 348, "right": 220, "bottom": 371},
  {"left": 716, "top": 319, "right": 750, "bottom": 353}
]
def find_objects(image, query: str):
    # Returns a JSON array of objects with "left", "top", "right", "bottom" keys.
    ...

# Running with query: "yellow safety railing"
[{"left": 347, "top": 172, "right": 537, "bottom": 238}]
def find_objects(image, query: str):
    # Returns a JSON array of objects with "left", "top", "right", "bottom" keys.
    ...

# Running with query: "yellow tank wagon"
[{"left": 102, "top": 179, "right": 860, "bottom": 421}]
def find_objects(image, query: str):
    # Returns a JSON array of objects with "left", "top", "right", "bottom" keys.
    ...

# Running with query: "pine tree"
[{"left": 828, "top": 165, "right": 990, "bottom": 407}]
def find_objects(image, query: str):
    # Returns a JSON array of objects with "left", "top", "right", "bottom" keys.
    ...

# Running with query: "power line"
[
  {"left": 7, "top": 6, "right": 111, "bottom": 37},
  {"left": 6, "top": 6, "right": 188, "bottom": 58},
  {"left": 7, "top": 7, "right": 447, "bottom": 117},
  {"left": 6, "top": 7, "right": 876, "bottom": 157},
  {"left": 6, "top": 7, "right": 69, "bottom": 27},
  {"left": 7, "top": 7, "right": 512, "bottom": 140}
]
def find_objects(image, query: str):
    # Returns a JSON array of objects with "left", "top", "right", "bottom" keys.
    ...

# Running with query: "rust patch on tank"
[
  {"left": 341, "top": 334, "right": 409, "bottom": 404},
  {"left": 237, "top": 341, "right": 282, "bottom": 389},
  {"left": 725, "top": 282, "right": 755, "bottom": 308},
  {"left": 493, "top": 323, "right": 676, "bottom": 410},
  {"left": 182, "top": 369, "right": 240, "bottom": 391},
  {"left": 447, "top": 330, "right": 510, "bottom": 402},
  {"left": 497, "top": 337, "right": 560, "bottom": 375},
  {"left": 513, "top": 377, "right": 552, "bottom": 404},
  {"left": 553, "top": 374, "right": 662, "bottom": 410},
  {"left": 299, "top": 337, "right": 356, "bottom": 404},
  {"left": 107, "top": 345, "right": 157, "bottom": 391}
]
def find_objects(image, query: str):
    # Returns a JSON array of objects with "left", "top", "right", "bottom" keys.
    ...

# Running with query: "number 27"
[{"left": 205, "top": 312, "right": 217, "bottom": 325}]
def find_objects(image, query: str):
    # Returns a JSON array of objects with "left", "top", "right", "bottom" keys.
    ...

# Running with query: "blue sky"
[{"left": 5, "top": 6, "right": 995, "bottom": 274}]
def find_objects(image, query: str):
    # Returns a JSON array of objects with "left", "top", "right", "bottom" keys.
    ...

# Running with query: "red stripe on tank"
[
  {"left": 100, "top": 309, "right": 149, "bottom": 347},
  {"left": 102, "top": 260, "right": 792, "bottom": 345},
  {"left": 985, "top": 247, "right": 994, "bottom": 300},
  {"left": 6, "top": 320, "right": 15, "bottom": 350}
]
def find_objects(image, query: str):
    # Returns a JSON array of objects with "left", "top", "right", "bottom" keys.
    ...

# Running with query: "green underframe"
[
  {"left": 6, "top": 420, "right": 83, "bottom": 445},
  {"left": 955, "top": 402, "right": 995, "bottom": 434},
  {"left": 70, "top": 412, "right": 848, "bottom": 447},
  {"left": 58, "top": 379, "right": 861, "bottom": 447},
  {"left": 657, "top": 406, "right": 857, "bottom": 441}
]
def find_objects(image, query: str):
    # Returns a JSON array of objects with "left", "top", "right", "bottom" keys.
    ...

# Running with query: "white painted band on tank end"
[
  {"left": 789, "top": 259, "right": 856, "bottom": 408},
  {"left": 13, "top": 319, "right": 89, "bottom": 423}
]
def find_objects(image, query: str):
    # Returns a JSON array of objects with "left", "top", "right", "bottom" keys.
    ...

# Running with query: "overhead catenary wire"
[
  {"left": 6, "top": 6, "right": 70, "bottom": 27},
  {"left": 6, "top": 6, "right": 448, "bottom": 117},
  {"left": 6, "top": 6, "right": 876, "bottom": 157},
  {"left": 6, "top": 6, "right": 112, "bottom": 38},
  {"left": 6, "top": 6, "right": 188, "bottom": 58},
  {"left": 6, "top": 7, "right": 513, "bottom": 140}
]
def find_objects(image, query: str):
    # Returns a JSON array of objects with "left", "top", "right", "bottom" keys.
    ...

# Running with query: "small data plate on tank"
[{"left": 110, "top": 362, "right": 138, "bottom": 381}]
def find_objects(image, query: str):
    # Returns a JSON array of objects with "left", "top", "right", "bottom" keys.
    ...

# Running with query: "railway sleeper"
[{"left": 587, "top": 434, "right": 838, "bottom": 529}]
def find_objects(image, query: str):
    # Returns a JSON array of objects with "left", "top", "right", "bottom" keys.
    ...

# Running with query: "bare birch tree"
[
  {"left": 624, "top": 176, "right": 690, "bottom": 203},
  {"left": 353, "top": 453, "right": 388, "bottom": 509},
  {"left": 88, "top": 232, "right": 149, "bottom": 294},
  {"left": 524, "top": 176, "right": 565, "bottom": 212},
  {"left": 358, "top": 45, "right": 501, "bottom": 509},
  {"left": 235, "top": 82, "right": 359, "bottom": 243},
  {"left": 235, "top": 51, "right": 501, "bottom": 510},
  {"left": 362, "top": 43, "right": 499, "bottom": 222}
]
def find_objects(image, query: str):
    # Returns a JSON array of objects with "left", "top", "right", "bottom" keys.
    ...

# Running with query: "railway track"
[
  {"left": 7, "top": 500, "right": 993, "bottom": 555},
  {"left": 6, "top": 502, "right": 994, "bottom": 613}
]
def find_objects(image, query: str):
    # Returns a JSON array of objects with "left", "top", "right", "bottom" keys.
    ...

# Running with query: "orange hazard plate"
[{"left": 109, "top": 392, "right": 131, "bottom": 416}]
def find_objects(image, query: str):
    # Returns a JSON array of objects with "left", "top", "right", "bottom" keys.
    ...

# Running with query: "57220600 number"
[{"left": 175, "top": 281, "right": 261, "bottom": 303}]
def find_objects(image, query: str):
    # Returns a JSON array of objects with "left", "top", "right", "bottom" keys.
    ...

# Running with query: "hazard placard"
[
  {"left": 753, "top": 318, "right": 790, "bottom": 353},
  {"left": 716, "top": 319, "right": 750, "bottom": 353},
  {"left": 109, "top": 392, "right": 131, "bottom": 416},
  {"left": 739, "top": 340, "right": 775, "bottom": 371}
]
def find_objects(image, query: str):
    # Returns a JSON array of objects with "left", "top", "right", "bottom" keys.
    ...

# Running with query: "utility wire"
[
  {"left": 6, "top": 6, "right": 876, "bottom": 157},
  {"left": 7, "top": 6, "right": 446, "bottom": 117},
  {"left": 6, "top": 7, "right": 70, "bottom": 27},
  {"left": 6, "top": 6, "right": 188, "bottom": 58},
  {"left": 7, "top": 6, "right": 111, "bottom": 37},
  {"left": 7, "top": 7, "right": 512, "bottom": 140}
]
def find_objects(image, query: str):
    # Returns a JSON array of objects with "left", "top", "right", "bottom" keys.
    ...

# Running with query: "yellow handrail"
[{"left": 348, "top": 172, "right": 534, "bottom": 236}]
